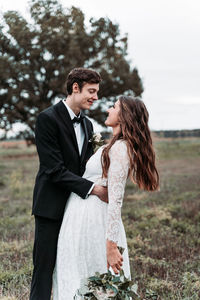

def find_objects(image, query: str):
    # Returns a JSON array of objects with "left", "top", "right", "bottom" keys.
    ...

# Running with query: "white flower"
[
  {"left": 89, "top": 133, "right": 104, "bottom": 153},
  {"left": 93, "top": 133, "right": 102, "bottom": 142},
  {"left": 94, "top": 287, "right": 116, "bottom": 299}
]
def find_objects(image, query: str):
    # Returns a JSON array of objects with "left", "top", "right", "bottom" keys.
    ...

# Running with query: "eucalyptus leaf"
[{"left": 131, "top": 283, "right": 139, "bottom": 294}]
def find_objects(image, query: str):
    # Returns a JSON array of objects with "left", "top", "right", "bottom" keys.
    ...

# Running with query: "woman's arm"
[{"left": 106, "top": 140, "right": 130, "bottom": 273}]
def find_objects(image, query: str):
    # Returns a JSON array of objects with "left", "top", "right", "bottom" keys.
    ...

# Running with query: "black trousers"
[{"left": 30, "top": 216, "right": 62, "bottom": 300}]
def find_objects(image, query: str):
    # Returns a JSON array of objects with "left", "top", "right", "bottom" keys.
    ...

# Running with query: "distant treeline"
[
  {"left": 1, "top": 129, "right": 200, "bottom": 143},
  {"left": 153, "top": 129, "right": 200, "bottom": 138},
  {"left": 102, "top": 129, "right": 200, "bottom": 140}
]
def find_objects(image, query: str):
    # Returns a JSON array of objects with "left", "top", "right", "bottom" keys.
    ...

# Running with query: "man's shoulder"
[
  {"left": 37, "top": 101, "right": 63, "bottom": 119},
  {"left": 40, "top": 103, "right": 56, "bottom": 115}
]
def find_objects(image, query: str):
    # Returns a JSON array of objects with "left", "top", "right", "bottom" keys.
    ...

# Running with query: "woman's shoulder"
[
  {"left": 112, "top": 139, "right": 127, "bottom": 149},
  {"left": 109, "top": 139, "right": 128, "bottom": 156}
]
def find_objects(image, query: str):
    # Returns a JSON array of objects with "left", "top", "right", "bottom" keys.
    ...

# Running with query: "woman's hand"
[{"left": 106, "top": 240, "right": 123, "bottom": 274}]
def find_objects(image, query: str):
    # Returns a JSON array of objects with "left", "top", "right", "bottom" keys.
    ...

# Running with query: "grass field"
[{"left": 0, "top": 138, "right": 200, "bottom": 299}]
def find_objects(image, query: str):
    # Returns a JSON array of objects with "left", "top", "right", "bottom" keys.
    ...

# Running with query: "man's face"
[{"left": 73, "top": 82, "right": 99, "bottom": 110}]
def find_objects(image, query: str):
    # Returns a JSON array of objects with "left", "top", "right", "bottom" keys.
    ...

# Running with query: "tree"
[{"left": 0, "top": 0, "right": 143, "bottom": 143}]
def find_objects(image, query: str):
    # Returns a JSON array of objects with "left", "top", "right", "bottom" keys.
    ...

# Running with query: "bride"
[{"left": 53, "top": 95, "right": 159, "bottom": 299}]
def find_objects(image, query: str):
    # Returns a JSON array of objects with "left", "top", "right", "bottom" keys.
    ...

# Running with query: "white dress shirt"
[
  {"left": 62, "top": 100, "right": 94, "bottom": 196},
  {"left": 62, "top": 100, "right": 85, "bottom": 155}
]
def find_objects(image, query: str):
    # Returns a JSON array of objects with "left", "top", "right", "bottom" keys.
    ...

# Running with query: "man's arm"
[
  {"left": 90, "top": 185, "right": 108, "bottom": 203},
  {"left": 35, "top": 111, "right": 93, "bottom": 199}
]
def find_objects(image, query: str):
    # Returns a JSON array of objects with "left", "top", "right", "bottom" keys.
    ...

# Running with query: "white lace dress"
[{"left": 53, "top": 140, "right": 131, "bottom": 300}]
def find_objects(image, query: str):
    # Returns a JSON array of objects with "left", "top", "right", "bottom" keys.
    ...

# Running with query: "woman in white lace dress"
[{"left": 53, "top": 96, "right": 159, "bottom": 299}]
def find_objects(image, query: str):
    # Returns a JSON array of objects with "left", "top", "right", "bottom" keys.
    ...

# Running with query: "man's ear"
[{"left": 72, "top": 82, "right": 80, "bottom": 93}]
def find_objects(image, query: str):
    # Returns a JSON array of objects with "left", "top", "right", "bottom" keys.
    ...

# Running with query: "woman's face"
[{"left": 105, "top": 99, "right": 120, "bottom": 127}]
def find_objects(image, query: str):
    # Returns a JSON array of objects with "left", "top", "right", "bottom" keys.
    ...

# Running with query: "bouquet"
[
  {"left": 74, "top": 269, "right": 140, "bottom": 299},
  {"left": 74, "top": 247, "right": 140, "bottom": 300}
]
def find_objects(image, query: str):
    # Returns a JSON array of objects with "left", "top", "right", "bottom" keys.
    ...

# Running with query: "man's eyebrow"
[{"left": 88, "top": 88, "right": 99, "bottom": 92}]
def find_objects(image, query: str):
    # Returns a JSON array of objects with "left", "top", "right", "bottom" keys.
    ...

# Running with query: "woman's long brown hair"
[{"left": 101, "top": 96, "right": 159, "bottom": 191}]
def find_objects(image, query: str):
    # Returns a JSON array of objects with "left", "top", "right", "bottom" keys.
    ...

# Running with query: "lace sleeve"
[{"left": 106, "top": 140, "right": 130, "bottom": 244}]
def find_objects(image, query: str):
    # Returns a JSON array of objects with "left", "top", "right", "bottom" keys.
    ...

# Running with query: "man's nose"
[{"left": 93, "top": 93, "right": 98, "bottom": 100}]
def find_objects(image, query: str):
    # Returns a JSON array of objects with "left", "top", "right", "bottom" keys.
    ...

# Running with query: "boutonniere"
[{"left": 89, "top": 133, "right": 104, "bottom": 153}]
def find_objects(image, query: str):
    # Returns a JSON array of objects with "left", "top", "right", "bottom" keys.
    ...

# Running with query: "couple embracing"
[{"left": 30, "top": 67, "right": 159, "bottom": 300}]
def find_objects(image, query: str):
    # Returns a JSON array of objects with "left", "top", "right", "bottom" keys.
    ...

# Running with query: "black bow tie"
[{"left": 72, "top": 115, "right": 85, "bottom": 124}]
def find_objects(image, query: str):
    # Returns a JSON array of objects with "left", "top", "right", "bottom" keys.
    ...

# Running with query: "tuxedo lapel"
[
  {"left": 54, "top": 101, "right": 80, "bottom": 155},
  {"left": 80, "top": 115, "right": 89, "bottom": 163}
]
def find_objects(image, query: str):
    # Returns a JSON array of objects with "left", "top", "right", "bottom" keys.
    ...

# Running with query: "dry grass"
[{"left": 0, "top": 138, "right": 200, "bottom": 299}]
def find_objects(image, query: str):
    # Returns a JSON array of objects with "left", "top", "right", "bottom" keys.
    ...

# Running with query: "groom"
[{"left": 30, "top": 68, "right": 107, "bottom": 300}]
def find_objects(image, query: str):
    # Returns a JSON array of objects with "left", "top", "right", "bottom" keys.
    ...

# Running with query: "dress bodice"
[{"left": 83, "top": 146, "right": 107, "bottom": 186}]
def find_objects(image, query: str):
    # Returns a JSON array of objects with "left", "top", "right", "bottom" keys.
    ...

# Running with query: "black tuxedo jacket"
[{"left": 32, "top": 100, "right": 94, "bottom": 220}]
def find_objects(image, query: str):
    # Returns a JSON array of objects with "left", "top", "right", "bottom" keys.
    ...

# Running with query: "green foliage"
[
  {"left": 0, "top": 0, "right": 143, "bottom": 143},
  {"left": 75, "top": 269, "right": 140, "bottom": 300}
]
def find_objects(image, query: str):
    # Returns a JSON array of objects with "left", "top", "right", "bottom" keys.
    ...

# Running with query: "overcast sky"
[{"left": 1, "top": 0, "right": 200, "bottom": 131}]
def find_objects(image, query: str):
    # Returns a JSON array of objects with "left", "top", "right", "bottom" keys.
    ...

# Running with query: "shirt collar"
[{"left": 62, "top": 100, "right": 80, "bottom": 120}]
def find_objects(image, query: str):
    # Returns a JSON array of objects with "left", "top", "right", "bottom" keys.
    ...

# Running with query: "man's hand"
[
  {"left": 106, "top": 240, "right": 123, "bottom": 274},
  {"left": 90, "top": 185, "right": 108, "bottom": 203}
]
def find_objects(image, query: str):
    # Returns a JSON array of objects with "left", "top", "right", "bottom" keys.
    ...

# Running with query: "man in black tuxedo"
[{"left": 30, "top": 68, "right": 107, "bottom": 300}]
